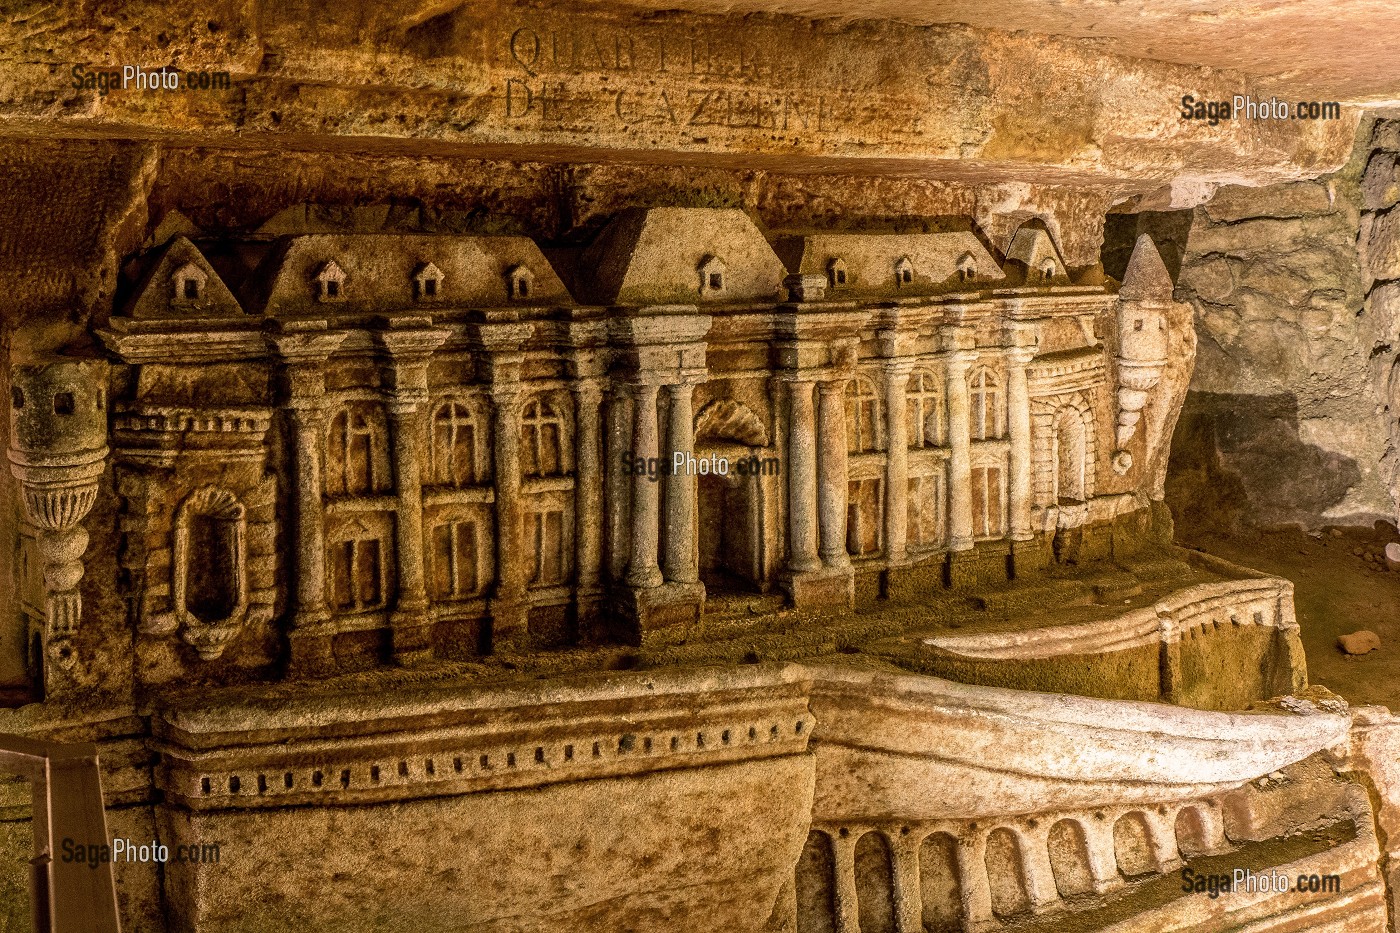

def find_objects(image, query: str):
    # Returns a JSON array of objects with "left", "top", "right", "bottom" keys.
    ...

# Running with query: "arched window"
[
  {"left": 172, "top": 262, "right": 207, "bottom": 302},
  {"left": 521, "top": 395, "right": 567, "bottom": 478},
  {"left": 174, "top": 487, "right": 246, "bottom": 627},
  {"left": 956, "top": 252, "right": 977, "bottom": 283},
  {"left": 430, "top": 399, "right": 485, "bottom": 487},
  {"left": 315, "top": 260, "right": 345, "bottom": 301},
  {"left": 969, "top": 367, "right": 1004, "bottom": 441},
  {"left": 327, "top": 403, "right": 389, "bottom": 496},
  {"left": 699, "top": 255, "right": 727, "bottom": 296},
  {"left": 845, "top": 376, "right": 882, "bottom": 453},
  {"left": 895, "top": 256, "right": 914, "bottom": 287},
  {"left": 1040, "top": 259, "right": 1058, "bottom": 281},
  {"left": 508, "top": 264, "right": 534, "bottom": 301},
  {"left": 827, "top": 258, "right": 848, "bottom": 288},
  {"left": 906, "top": 370, "right": 943, "bottom": 448}
]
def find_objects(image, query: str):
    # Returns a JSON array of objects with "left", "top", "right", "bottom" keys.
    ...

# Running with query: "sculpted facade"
[
  {"left": 0, "top": 200, "right": 1387, "bottom": 933},
  {"left": 77, "top": 210, "right": 1190, "bottom": 688}
]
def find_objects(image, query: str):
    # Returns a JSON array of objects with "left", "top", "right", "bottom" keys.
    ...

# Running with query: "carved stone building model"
[{"left": 7, "top": 2, "right": 1400, "bottom": 932}]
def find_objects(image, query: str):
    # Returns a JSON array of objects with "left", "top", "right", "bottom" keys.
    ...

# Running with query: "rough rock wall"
[{"left": 1168, "top": 122, "right": 1394, "bottom": 534}]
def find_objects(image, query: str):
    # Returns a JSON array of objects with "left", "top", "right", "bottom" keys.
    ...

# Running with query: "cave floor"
[{"left": 1180, "top": 524, "right": 1400, "bottom": 711}]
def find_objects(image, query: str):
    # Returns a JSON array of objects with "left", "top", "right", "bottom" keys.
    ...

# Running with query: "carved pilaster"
[
  {"left": 268, "top": 328, "right": 348, "bottom": 677},
  {"left": 1005, "top": 335, "right": 1038, "bottom": 543},
  {"left": 376, "top": 328, "right": 450, "bottom": 665},
  {"left": 942, "top": 328, "right": 978, "bottom": 553}
]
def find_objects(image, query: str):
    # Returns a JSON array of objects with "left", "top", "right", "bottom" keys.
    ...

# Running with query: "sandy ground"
[{"left": 1182, "top": 524, "right": 1400, "bottom": 710}]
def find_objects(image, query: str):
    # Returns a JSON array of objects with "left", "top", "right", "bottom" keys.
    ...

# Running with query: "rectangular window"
[
  {"left": 908, "top": 475, "right": 944, "bottom": 548},
  {"left": 331, "top": 537, "right": 385, "bottom": 611},
  {"left": 846, "top": 478, "right": 883, "bottom": 557},
  {"left": 970, "top": 465, "right": 1005, "bottom": 539},
  {"left": 527, "top": 508, "right": 566, "bottom": 586},
  {"left": 431, "top": 520, "right": 480, "bottom": 600}
]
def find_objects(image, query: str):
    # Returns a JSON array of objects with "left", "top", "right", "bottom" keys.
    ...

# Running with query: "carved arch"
[
  {"left": 172, "top": 486, "right": 248, "bottom": 660},
  {"left": 694, "top": 398, "right": 769, "bottom": 448}
]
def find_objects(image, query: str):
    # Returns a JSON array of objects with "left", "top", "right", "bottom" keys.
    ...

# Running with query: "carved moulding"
[{"left": 6, "top": 358, "right": 109, "bottom": 677}]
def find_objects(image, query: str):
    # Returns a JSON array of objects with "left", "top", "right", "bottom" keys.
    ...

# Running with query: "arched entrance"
[{"left": 694, "top": 398, "right": 770, "bottom": 596}]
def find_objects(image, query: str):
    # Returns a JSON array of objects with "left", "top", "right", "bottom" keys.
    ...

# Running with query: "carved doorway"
[
  {"left": 693, "top": 398, "right": 771, "bottom": 597},
  {"left": 698, "top": 448, "right": 763, "bottom": 594}
]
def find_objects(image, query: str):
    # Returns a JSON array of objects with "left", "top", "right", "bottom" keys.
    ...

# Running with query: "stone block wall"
[{"left": 1168, "top": 121, "right": 1396, "bottom": 534}]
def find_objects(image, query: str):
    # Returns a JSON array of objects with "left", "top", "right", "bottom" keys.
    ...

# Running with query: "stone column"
[
  {"left": 1080, "top": 817, "right": 1123, "bottom": 894},
  {"left": 955, "top": 833, "right": 995, "bottom": 931},
  {"left": 831, "top": 831, "right": 860, "bottom": 933},
  {"left": 1018, "top": 825, "right": 1061, "bottom": 910},
  {"left": 605, "top": 386, "right": 634, "bottom": 584},
  {"left": 816, "top": 379, "right": 851, "bottom": 570},
  {"left": 882, "top": 362, "right": 912, "bottom": 564},
  {"left": 269, "top": 331, "right": 347, "bottom": 676},
  {"left": 945, "top": 347, "right": 977, "bottom": 552},
  {"left": 663, "top": 382, "right": 699, "bottom": 585},
  {"left": 890, "top": 833, "right": 924, "bottom": 933},
  {"left": 786, "top": 379, "right": 821, "bottom": 574},
  {"left": 378, "top": 329, "right": 447, "bottom": 665},
  {"left": 387, "top": 399, "right": 430, "bottom": 661},
  {"left": 1006, "top": 344, "right": 1036, "bottom": 542},
  {"left": 288, "top": 408, "right": 329, "bottom": 629},
  {"left": 573, "top": 380, "right": 605, "bottom": 598},
  {"left": 627, "top": 383, "right": 664, "bottom": 589},
  {"left": 490, "top": 384, "right": 528, "bottom": 649}
]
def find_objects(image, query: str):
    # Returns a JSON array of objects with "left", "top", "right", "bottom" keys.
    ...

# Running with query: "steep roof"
[
  {"left": 125, "top": 235, "right": 244, "bottom": 319},
  {"left": 1003, "top": 224, "right": 1069, "bottom": 281},
  {"left": 580, "top": 208, "right": 787, "bottom": 305},
  {"left": 778, "top": 231, "right": 1005, "bottom": 297},
  {"left": 243, "top": 234, "right": 573, "bottom": 315},
  {"left": 1118, "top": 234, "right": 1175, "bottom": 301}
]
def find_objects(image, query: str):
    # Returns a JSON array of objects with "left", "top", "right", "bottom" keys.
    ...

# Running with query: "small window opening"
[
  {"left": 53, "top": 392, "right": 74, "bottom": 415},
  {"left": 10, "top": 387, "right": 23, "bottom": 409}
]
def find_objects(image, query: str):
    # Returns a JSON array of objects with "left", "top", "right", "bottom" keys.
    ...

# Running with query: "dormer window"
[
  {"left": 172, "top": 262, "right": 208, "bottom": 303},
  {"left": 956, "top": 253, "right": 977, "bottom": 283},
  {"left": 414, "top": 262, "right": 445, "bottom": 301},
  {"left": 827, "top": 258, "right": 848, "bottom": 288},
  {"left": 315, "top": 261, "right": 346, "bottom": 302},
  {"left": 508, "top": 265, "right": 535, "bottom": 301},
  {"left": 895, "top": 256, "right": 914, "bottom": 287},
  {"left": 1039, "top": 259, "right": 1057, "bottom": 281},
  {"left": 699, "top": 255, "right": 727, "bottom": 297}
]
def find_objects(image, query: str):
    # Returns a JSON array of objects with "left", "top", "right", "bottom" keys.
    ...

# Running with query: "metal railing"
[{"left": 0, "top": 733, "right": 120, "bottom": 932}]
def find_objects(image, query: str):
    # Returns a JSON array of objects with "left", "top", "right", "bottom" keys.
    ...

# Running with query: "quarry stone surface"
[{"left": 1170, "top": 123, "right": 1396, "bottom": 533}]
